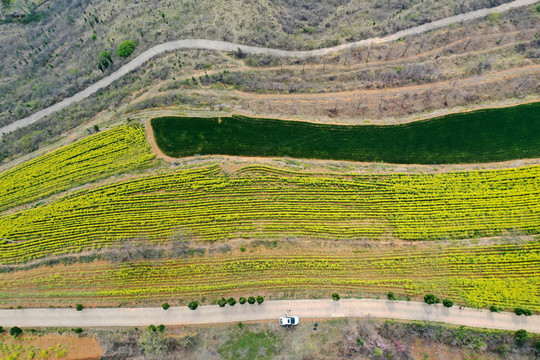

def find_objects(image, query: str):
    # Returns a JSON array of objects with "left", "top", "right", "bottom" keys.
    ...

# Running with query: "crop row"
[
  {"left": 0, "top": 164, "right": 538, "bottom": 263},
  {"left": 0, "top": 242, "right": 537, "bottom": 310},
  {"left": 0, "top": 124, "right": 155, "bottom": 212}
]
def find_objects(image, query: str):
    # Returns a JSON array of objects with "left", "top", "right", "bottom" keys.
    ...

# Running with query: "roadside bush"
[
  {"left": 147, "top": 324, "right": 157, "bottom": 332},
  {"left": 10, "top": 326, "right": 22, "bottom": 338},
  {"left": 256, "top": 296, "right": 264, "bottom": 305},
  {"left": 443, "top": 299, "right": 453, "bottom": 308},
  {"left": 490, "top": 305, "right": 500, "bottom": 312},
  {"left": 514, "top": 308, "right": 532, "bottom": 316},
  {"left": 0, "top": 326, "right": 4, "bottom": 333},
  {"left": 515, "top": 329, "right": 530, "bottom": 346},
  {"left": 162, "top": 302, "right": 170, "bottom": 310},
  {"left": 98, "top": 51, "right": 113, "bottom": 71},
  {"left": 227, "top": 297, "right": 236, "bottom": 306},
  {"left": 72, "top": 328, "right": 83, "bottom": 334},
  {"left": 332, "top": 293, "right": 341, "bottom": 301},
  {"left": 188, "top": 301, "right": 199, "bottom": 310},
  {"left": 157, "top": 324, "right": 165, "bottom": 332},
  {"left": 218, "top": 297, "right": 227, "bottom": 307},
  {"left": 424, "top": 294, "right": 440, "bottom": 305},
  {"left": 239, "top": 297, "right": 247, "bottom": 305},
  {"left": 247, "top": 296, "right": 256, "bottom": 304},
  {"left": 387, "top": 292, "right": 396, "bottom": 301},
  {"left": 117, "top": 40, "right": 136, "bottom": 58},
  {"left": 75, "top": 304, "right": 84, "bottom": 311}
]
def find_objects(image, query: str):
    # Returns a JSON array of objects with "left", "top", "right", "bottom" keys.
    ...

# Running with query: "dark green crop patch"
[{"left": 151, "top": 103, "right": 540, "bottom": 164}]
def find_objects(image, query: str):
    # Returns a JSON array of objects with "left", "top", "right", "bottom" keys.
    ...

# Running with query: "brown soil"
[
  {"left": 410, "top": 337, "right": 501, "bottom": 360},
  {"left": 0, "top": 333, "right": 103, "bottom": 360}
]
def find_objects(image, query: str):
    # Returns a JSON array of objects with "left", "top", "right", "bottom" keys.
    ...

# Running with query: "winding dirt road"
[
  {"left": 1, "top": 0, "right": 537, "bottom": 137},
  {"left": 0, "top": 299, "right": 538, "bottom": 332}
]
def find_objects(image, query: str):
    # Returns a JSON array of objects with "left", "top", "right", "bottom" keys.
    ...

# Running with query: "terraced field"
[
  {"left": 0, "top": 162, "right": 538, "bottom": 263},
  {"left": 0, "top": 125, "right": 155, "bottom": 212},
  {"left": 152, "top": 102, "right": 540, "bottom": 164},
  {"left": 1, "top": 241, "right": 538, "bottom": 310}
]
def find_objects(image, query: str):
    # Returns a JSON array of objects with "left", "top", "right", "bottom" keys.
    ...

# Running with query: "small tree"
[
  {"left": 256, "top": 296, "right": 264, "bottom": 305},
  {"left": 0, "top": 326, "right": 4, "bottom": 333},
  {"left": 75, "top": 304, "right": 84, "bottom": 311},
  {"left": 188, "top": 301, "right": 198, "bottom": 310},
  {"left": 247, "top": 296, "right": 256, "bottom": 304},
  {"left": 117, "top": 40, "right": 136, "bottom": 57},
  {"left": 387, "top": 292, "right": 396, "bottom": 301},
  {"left": 10, "top": 326, "right": 22, "bottom": 338},
  {"left": 443, "top": 299, "right": 453, "bottom": 308},
  {"left": 489, "top": 305, "right": 500, "bottom": 312},
  {"left": 72, "top": 328, "right": 83, "bottom": 334},
  {"left": 98, "top": 51, "right": 113, "bottom": 71},
  {"left": 218, "top": 297, "right": 227, "bottom": 307},
  {"left": 332, "top": 293, "right": 341, "bottom": 301},
  {"left": 162, "top": 303, "right": 170, "bottom": 310},
  {"left": 239, "top": 297, "right": 247, "bottom": 305},
  {"left": 515, "top": 329, "right": 530, "bottom": 346},
  {"left": 227, "top": 297, "right": 236, "bottom": 306},
  {"left": 157, "top": 324, "right": 165, "bottom": 333},
  {"left": 424, "top": 294, "right": 440, "bottom": 305}
]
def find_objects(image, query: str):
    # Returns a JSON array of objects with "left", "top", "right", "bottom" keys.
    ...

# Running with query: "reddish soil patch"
[
  {"left": 0, "top": 333, "right": 103, "bottom": 360},
  {"left": 410, "top": 338, "right": 500, "bottom": 360}
]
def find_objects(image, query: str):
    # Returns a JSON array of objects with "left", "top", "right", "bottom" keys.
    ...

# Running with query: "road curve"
[
  {"left": 0, "top": 299, "right": 538, "bottom": 332},
  {"left": 0, "top": 0, "right": 537, "bottom": 137}
]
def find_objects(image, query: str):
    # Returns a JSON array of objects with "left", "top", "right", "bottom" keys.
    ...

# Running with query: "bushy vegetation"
[
  {"left": 188, "top": 301, "right": 198, "bottom": 310},
  {"left": 239, "top": 297, "right": 246, "bottom": 305},
  {"left": 514, "top": 307, "right": 532, "bottom": 316},
  {"left": 332, "top": 293, "right": 341, "bottom": 301},
  {"left": 387, "top": 292, "right": 396, "bottom": 301},
  {"left": 247, "top": 296, "right": 256, "bottom": 305},
  {"left": 75, "top": 304, "right": 84, "bottom": 311},
  {"left": 443, "top": 299, "right": 454, "bottom": 308},
  {"left": 162, "top": 302, "right": 170, "bottom": 310},
  {"left": 9, "top": 326, "right": 22, "bottom": 338},
  {"left": 117, "top": 40, "right": 136, "bottom": 57},
  {"left": 424, "top": 294, "right": 440, "bottom": 305}
]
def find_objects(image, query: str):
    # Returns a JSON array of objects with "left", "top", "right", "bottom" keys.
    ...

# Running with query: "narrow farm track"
[
  {"left": 0, "top": 300, "right": 538, "bottom": 333},
  {"left": 1, "top": 0, "right": 538, "bottom": 136}
]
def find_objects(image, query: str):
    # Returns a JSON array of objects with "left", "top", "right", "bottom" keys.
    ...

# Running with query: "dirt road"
[
  {"left": 1, "top": 0, "right": 537, "bottom": 137},
  {"left": 0, "top": 299, "right": 538, "bottom": 332}
]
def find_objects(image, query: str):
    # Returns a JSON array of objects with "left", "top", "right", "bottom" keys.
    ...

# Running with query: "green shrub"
[
  {"left": 515, "top": 329, "right": 530, "bottom": 346},
  {"left": 91, "top": 33, "right": 97, "bottom": 41},
  {"left": 387, "top": 292, "right": 396, "bottom": 301},
  {"left": 488, "top": 11, "right": 500, "bottom": 22},
  {"left": 157, "top": 324, "right": 165, "bottom": 332},
  {"left": 75, "top": 304, "right": 84, "bottom": 311},
  {"left": 256, "top": 296, "right": 264, "bottom": 304},
  {"left": 72, "top": 328, "right": 83, "bottom": 334},
  {"left": 443, "top": 299, "right": 453, "bottom": 308},
  {"left": 489, "top": 305, "right": 500, "bottom": 312},
  {"left": 162, "top": 302, "right": 170, "bottom": 310},
  {"left": 0, "top": 326, "right": 4, "bottom": 333},
  {"left": 147, "top": 324, "right": 157, "bottom": 332},
  {"left": 332, "top": 293, "right": 341, "bottom": 301},
  {"left": 188, "top": 301, "right": 199, "bottom": 310},
  {"left": 239, "top": 297, "right": 247, "bottom": 305},
  {"left": 227, "top": 297, "right": 237, "bottom": 306},
  {"left": 536, "top": 4, "right": 540, "bottom": 12},
  {"left": 424, "top": 294, "right": 440, "bottom": 305},
  {"left": 247, "top": 296, "right": 256, "bottom": 304},
  {"left": 10, "top": 326, "right": 22, "bottom": 338},
  {"left": 240, "top": 245, "right": 246, "bottom": 252},
  {"left": 117, "top": 40, "right": 136, "bottom": 57},
  {"left": 515, "top": 307, "right": 532, "bottom": 316},
  {"left": 98, "top": 51, "right": 113, "bottom": 71},
  {"left": 218, "top": 297, "right": 227, "bottom": 307},
  {"left": 237, "top": 322, "right": 243, "bottom": 329}
]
